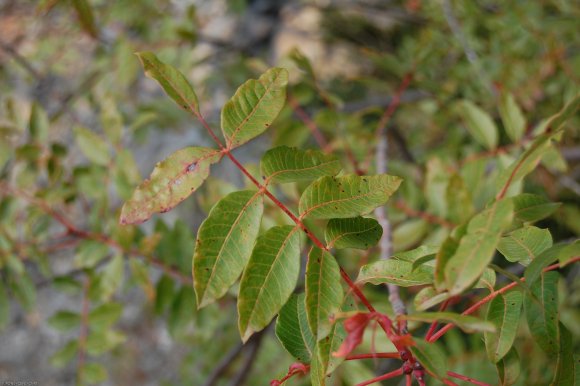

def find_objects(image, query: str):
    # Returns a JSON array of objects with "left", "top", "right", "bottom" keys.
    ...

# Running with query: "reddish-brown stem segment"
[
  {"left": 428, "top": 257, "right": 580, "bottom": 342},
  {"left": 424, "top": 298, "right": 451, "bottom": 340},
  {"left": 447, "top": 371, "right": 491, "bottom": 386},
  {"left": 287, "top": 93, "right": 331, "bottom": 152},
  {"left": 356, "top": 368, "right": 404, "bottom": 386},
  {"left": 346, "top": 352, "right": 400, "bottom": 361}
]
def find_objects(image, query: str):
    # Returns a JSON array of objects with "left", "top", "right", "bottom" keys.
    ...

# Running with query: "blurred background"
[{"left": 0, "top": 0, "right": 578, "bottom": 385}]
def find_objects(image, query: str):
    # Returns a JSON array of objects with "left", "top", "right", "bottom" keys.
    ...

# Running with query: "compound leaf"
[
  {"left": 261, "top": 146, "right": 341, "bottom": 184},
  {"left": 221, "top": 68, "right": 288, "bottom": 148},
  {"left": 238, "top": 225, "right": 301, "bottom": 342},
  {"left": 325, "top": 217, "right": 382, "bottom": 250},
  {"left": 484, "top": 291, "right": 523, "bottom": 363},
  {"left": 193, "top": 190, "right": 264, "bottom": 308},
  {"left": 299, "top": 175, "right": 402, "bottom": 220},
  {"left": 120, "top": 147, "right": 221, "bottom": 225},
  {"left": 305, "top": 248, "right": 343, "bottom": 340}
]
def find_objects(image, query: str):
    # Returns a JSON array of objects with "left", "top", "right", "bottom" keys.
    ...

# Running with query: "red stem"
[
  {"left": 447, "top": 371, "right": 491, "bottom": 386},
  {"left": 287, "top": 94, "right": 331, "bottom": 152},
  {"left": 424, "top": 298, "right": 451, "bottom": 340},
  {"left": 406, "top": 374, "right": 413, "bottom": 386},
  {"left": 356, "top": 368, "right": 404, "bottom": 386},
  {"left": 428, "top": 257, "right": 580, "bottom": 342},
  {"left": 346, "top": 352, "right": 400, "bottom": 361}
]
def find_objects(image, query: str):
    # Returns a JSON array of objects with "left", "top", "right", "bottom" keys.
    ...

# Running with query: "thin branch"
[
  {"left": 201, "top": 342, "right": 245, "bottom": 386},
  {"left": 76, "top": 276, "right": 90, "bottom": 384},
  {"left": 346, "top": 352, "right": 400, "bottom": 361},
  {"left": 447, "top": 371, "right": 491, "bottom": 386},
  {"left": 0, "top": 40, "right": 43, "bottom": 80},
  {"left": 428, "top": 257, "right": 580, "bottom": 342},
  {"left": 356, "top": 367, "right": 404, "bottom": 386},
  {"left": 424, "top": 298, "right": 450, "bottom": 341},
  {"left": 227, "top": 330, "right": 266, "bottom": 386},
  {"left": 375, "top": 133, "right": 407, "bottom": 331},
  {"left": 287, "top": 93, "right": 331, "bottom": 152},
  {"left": 394, "top": 200, "right": 455, "bottom": 229}
]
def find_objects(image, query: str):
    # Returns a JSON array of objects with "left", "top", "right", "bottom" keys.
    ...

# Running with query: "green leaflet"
[
  {"left": 524, "top": 244, "right": 567, "bottom": 285},
  {"left": 457, "top": 100, "right": 498, "bottom": 150},
  {"left": 496, "top": 132, "right": 555, "bottom": 196},
  {"left": 325, "top": 217, "right": 382, "bottom": 250},
  {"left": 193, "top": 190, "right": 264, "bottom": 308},
  {"left": 261, "top": 146, "right": 341, "bottom": 184},
  {"left": 484, "top": 291, "right": 523, "bottom": 363},
  {"left": 120, "top": 147, "right": 221, "bottom": 225},
  {"left": 71, "top": 0, "right": 98, "bottom": 38},
  {"left": 511, "top": 193, "right": 561, "bottom": 223},
  {"left": 275, "top": 293, "right": 315, "bottom": 363},
  {"left": 497, "top": 226, "right": 552, "bottom": 265},
  {"left": 414, "top": 287, "right": 450, "bottom": 311},
  {"left": 29, "top": 102, "right": 49, "bottom": 143},
  {"left": 238, "top": 225, "right": 301, "bottom": 342},
  {"left": 317, "top": 322, "right": 345, "bottom": 376},
  {"left": 135, "top": 52, "right": 200, "bottom": 114},
  {"left": 543, "top": 92, "right": 580, "bottom": 132},
  {"left": 221, "top": 68, "right": 288, "bottom": 148},
  {"left": 410, "top": 339, "right": 448, "bottom": 379},
  {"left": 299, "top": 175, "right": 402, "bottom": 220},
  {"left": 552, "top": 323, "right": 576, "bottom": 386},
  {"left": 398, "top": 312, "right": 495, "bottom": 333},
  {"left": 444, "top": 199, "right": 513, "bottom": 295},
  {"left": 496, "top": 348, "right": 520, "bottom": 386},
  {"left": 305, "top": 248, "right": 343, "bottom": 340},
  {"left": 499, "top": 92, "right": 526, "bottom": 143},
  {"left": 525, "top": 271, "right": 560, "bottom": 356},
  {"left": 356, "top": 259, "right": 433, "bottom": 287}
]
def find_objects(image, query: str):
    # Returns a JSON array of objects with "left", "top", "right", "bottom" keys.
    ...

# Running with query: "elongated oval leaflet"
[
  {"left": 120, "top": 147, "right": 221, "bottom": 225},
  {"left": 324, "top": 217, "right": 382, "bottom": 250},
  {"left": 444, "top": 199, "right": 513, "bottom": 295},
  {"left": 275, "top": 293, "right": 316, "bottom": 363},
  {"left": 238, "top": 225, "right": 301, "bottom": 342},
  {"left": 484, "top": 291, "right": 523, "bottom": 363},
  {"left": 524, "top": 271, "right": 560, "bottom": 356},
  {"left": 305, "top": 248, "right": 343, "bottom": 341},
  {"left": 193, "top": 190, "right": 264, "bottom": 308},
  {"left": 135, "top": 52, "right": 200, "bottom": 114},
  {"left": 299, "top": 174, "right": 402, "bottom": 220},
  {"left": 221, "top": 68, "right": 288, "bottom": 149},
  {"left": 261, "top": 146, "right": 342, "bottom": 184}
]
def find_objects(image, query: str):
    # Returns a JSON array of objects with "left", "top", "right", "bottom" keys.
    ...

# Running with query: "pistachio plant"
[{"left": 121, "top": 52, "right": 580, "bottom": 386}]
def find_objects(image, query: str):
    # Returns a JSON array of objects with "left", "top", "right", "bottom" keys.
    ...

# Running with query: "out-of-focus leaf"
[
  {"left": 543, "top": 92, "right": 580, "bottom": 131},
  {"left": 86, "top": 329, "right": 126, "bottom": 355},
  {"left": 497, "top": 226, "right": 552, "bottom": 265},
  {"left": 399, "top": 312, "right": 495, "bottom": 333},
  {"left": 48, "top": 310, "right": 81, "bottom": 331},
  {"left": 499, "top": 92, "right": 526, "bottom": 142},
  {"left": 299, "top": 175, "right": 402, "bottom": 219},
  {"left": 511, "top": 193, "right": 561, "bottom": 223},
  {"left": 458, "top": 100, "right": 498, "bottom": 150},
  {"left": 71, "top": 0, "right": 99, "bottom": 38},
  {"left": 193, "top": 190, "right": 263, "bottom": 308},
  {"left": 446, "top": 173, "right": 474, "bottom": 224},
  {"left": 50, "top": 340, "right": 78, "bottom": 368},
  {"left": 74, "top": 126, "right": 110, "bottom": 166},
  {"left": 82, "top": 362, "right": 108, "bottom": 384},
  {"left": 221, "top": 68, "right": 288, "bottom": 148},
  {"left": 74, "top": 240, "right": 109, "bottom": 268},
  {"left": 484, "top": 291, "right": 523, "bottom": 363},
  {"left": 136, "top": 52, "right": 200, "bottom": 114},
  {"left": 0, "top": 280, "right": 8, "bottom": 329},
  {"left": 100, "top": 254, "right": 124, "bottom": 300},
  {"left": 305, "top": 248, "right": 343, "bottom": 340},
  {"left": 261, "top": 146, "right": 341, "bottom": 184},
  {"left": 89, "top": 302, "right": 123, "bottom": 330},
  {"left": 29, "top": 102, "right": 49, "bottom": 143},
  {"left": 444, "top": 199, "right": 513, "bottom": 295},
  {"left": 410, "top": 339, "right": 448, "bottom": 379},
  {"left": 496, "top": 348, "right": 520, "bottom": 386},
  {"left": 275, "top": 293, "right": 315, "bottom": 363},
  {"left": 558, "top": 241, "right": 580, "bottom": 267},
  {"left": 238, "top": 225, "right": 301, "bottom": 342},
  {"left": 154, "top": 275, "right": 175, "bottom": 315},
  {"left": 525, "top": 271, "right": 560, "bottom": 356},
  {"left": 325, "top": 217, "right": 382, "bottom": 250},
  {"left": 120, "top": 147, "right": 220, "bottom": 224}
]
